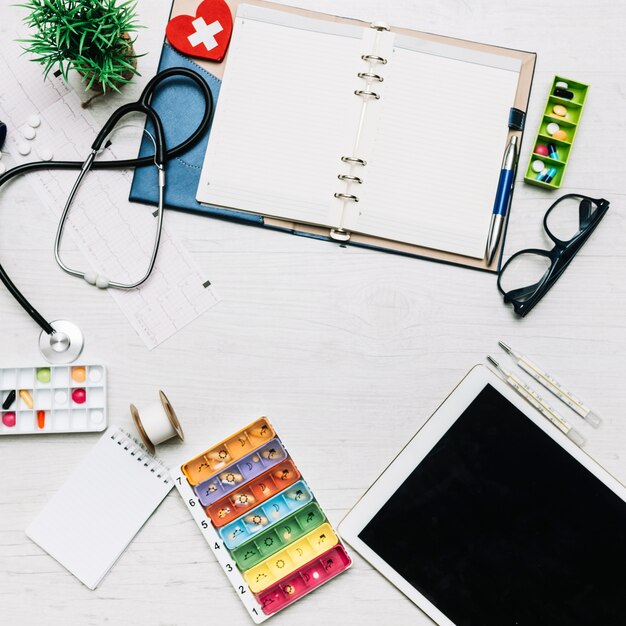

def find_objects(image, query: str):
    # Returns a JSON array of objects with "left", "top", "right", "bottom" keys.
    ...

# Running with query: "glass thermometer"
[
  {"left": 499, "top": 341, "right": 601, "bottom": 428},
  {"left": 487, "top": 356, "right": 585, "bottom": 447}
]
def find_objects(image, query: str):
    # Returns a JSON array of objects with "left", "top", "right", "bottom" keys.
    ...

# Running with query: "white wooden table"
[{"left": 1, "top": 1, "right": 624, "bottom": 624}]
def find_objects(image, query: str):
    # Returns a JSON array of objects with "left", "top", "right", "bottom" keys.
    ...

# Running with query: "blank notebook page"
[
  {"left": 26, "top": 427, "right": 171, "bottom": 589},
  {"left": 196, "top": 5, "right": 363, "bottom": 226},
  {"left": 352, "top": 39, "right": 521, "bottom": 258}
]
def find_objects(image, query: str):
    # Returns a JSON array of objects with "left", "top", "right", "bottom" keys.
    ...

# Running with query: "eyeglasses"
[{"left": 498, "top": 194, "right": 609, "bottom": 317}]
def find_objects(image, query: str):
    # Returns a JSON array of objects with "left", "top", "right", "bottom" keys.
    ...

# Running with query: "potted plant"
[{"left": 20, "top": 0, "right": 142, "bottom": 105}]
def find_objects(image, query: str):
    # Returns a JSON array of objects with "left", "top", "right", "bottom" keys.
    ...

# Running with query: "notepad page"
[
  {"left": 26, "top": 427, "right": 171, "bottom": 589},
  {"left": 349, "top": 41, "right": 520, "bottom": 258},
  {"left": 196, "top": 5, "right": 363, "bottom": 226}
]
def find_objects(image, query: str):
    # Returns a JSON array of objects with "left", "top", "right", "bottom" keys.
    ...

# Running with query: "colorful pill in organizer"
[
  {"left": 0, "top": 365, "right": 107, "bottom": 435},
  {"left": 182, "top": 417, "right": 276, "bottom": 486},
  {"left": 194, "top": 438, "right": 288, "bottom": 506},
  {"left": 231, "top": 502, "right": 326, "bottom": 570},
  {"left": 207, "top": 459, "right": 301, "bottom": 527},
  {"left": 220, "top": 479, "right": 313, "bottom": 549},
  {"left": 174, "top": 418, "right": 351, "bottom": 622}
]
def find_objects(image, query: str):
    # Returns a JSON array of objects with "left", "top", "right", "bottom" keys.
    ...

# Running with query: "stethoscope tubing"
[{"left": 0, "top": 66, "right": 213, "bottom": 336}]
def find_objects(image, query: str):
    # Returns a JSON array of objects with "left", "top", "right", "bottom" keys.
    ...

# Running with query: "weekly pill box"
[
  {"left": 0, "top": 365, "right": 107, "bottom": 435},
  {"left": 173, "top": 418, "right": 351, "bottom": 622}
]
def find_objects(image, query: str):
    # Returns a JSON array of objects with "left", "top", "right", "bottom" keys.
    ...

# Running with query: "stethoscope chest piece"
[{"left": 39, "top": 319, "right": 85, "bottom": 364}]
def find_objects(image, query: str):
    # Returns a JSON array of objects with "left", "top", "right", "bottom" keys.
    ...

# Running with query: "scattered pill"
[
  {"left": 54, "top": 390, "right": 67, "bottom": 405},
  {"left": 36, "top": 146, "right": 53, "bottom": 161},
  {"left": 546, "top": 122, "right": 560, "bottom": 135},
  {"left": 91, "top": 409, "right": 104, "bottom": 424},
  {"left": 543, "top": 167, "right": 558, "bottom": 183},
  {"left": 531, "top": 159, "right": 545, "bottom": 173},
  {"left": 0, "top": 162, "right": 5, "bottom": 175},
  {"left": 244, "top": 514, "right": 269, "bottom": 526},
  {"left": 36, "top": 367, "right": 51, "bottom": 383},
  {"left": 554, "top": 87, "right": 574, "bottom": 100},
  {"left": 2, "top": 390, "right": 16, "bottom": 410},
  {"left": 88, "top": 367, "right": 103, "bottom": 383},
  {"left": 534, "top": 144, "right": 549, "bottom": 157},
  {"left": 17, "top": 141, "right": 30, "bottom": 155},
  {"left": 71, "top": 366, "right": 86, "bottom": 383},
  {"left": 27, "top": 114, "right": 41, "bottom": 128},
  {"left": 72, "top": 388, "right": 87, "bottom": 404},
  {"left": 552, "top": 129, "right": 568, "bottom": 141},
  {"left": 37, "top": 410, "right": 45, "bottom": 429},
  {"left": 21, "top": 126, "right": 36, "bottom": 140},
  {"left": 555, "top": 81, "right": 569, "bottom": 89},
  {"left": 2, "top": 412, "right": 16, "bottom": 427},
  {"left": 552, "top": 104, "right": 567, "bottom": 117},
  {"left": 548, "top": 143, "right": 559, "bottom": 160},
  {"left": 19, "top": 389, "right": 34, "bottom": 409}
]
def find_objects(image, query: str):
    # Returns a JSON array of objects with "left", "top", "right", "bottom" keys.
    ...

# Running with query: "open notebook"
[{"left": 196, "top": 3, "right": 535, "bottom": 266}]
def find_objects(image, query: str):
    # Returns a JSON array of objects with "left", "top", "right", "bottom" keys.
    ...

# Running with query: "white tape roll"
[{"left": 130, "top": 390, "right": 184, "bottom": 454}]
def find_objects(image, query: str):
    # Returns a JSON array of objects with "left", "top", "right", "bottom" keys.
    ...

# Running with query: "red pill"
[
  {"left": 534, "top": 144, "right": 549, "bottom": 157},
  {"left": 72, "top": 388, "right": 87, "bottom": 404},
  {"left": 37, "top": 410, "right": 46, "bottom": 429},
  {"left": 2, "top": 412, "right": 16, "bottom": 427}
]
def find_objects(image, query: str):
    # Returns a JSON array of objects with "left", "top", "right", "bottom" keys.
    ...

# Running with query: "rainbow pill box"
[
  {"left": 524, "top": 75, "right": 589, "bottom": 189},
  {"left": 172, "top": 418, "right": 351, "bottom": 622},
  {"left": 0, "top": 365, "right": 107, "bottom": 435}
]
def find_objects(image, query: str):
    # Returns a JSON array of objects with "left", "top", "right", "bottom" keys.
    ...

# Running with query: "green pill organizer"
[{"left": 524, "top": 76, "right": 589, "bottom": 189}]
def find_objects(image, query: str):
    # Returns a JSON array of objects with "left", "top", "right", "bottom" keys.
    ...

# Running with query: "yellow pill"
[
  {"left": 19, "top": 389, "right": 34, "bottom": 409},
  {"left": 552, "top": 104, "right": 567, "bottom": 117},
  {"left": 71, "top": 366, "right": 86, "bottom": 383},
  {"left": 552, "top": 129, "right": 568, "bottom": 141}
]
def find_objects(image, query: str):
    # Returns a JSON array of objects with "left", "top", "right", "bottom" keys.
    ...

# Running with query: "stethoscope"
[{"left": 0, "top": 67, "right": 213, "bottom": 363}]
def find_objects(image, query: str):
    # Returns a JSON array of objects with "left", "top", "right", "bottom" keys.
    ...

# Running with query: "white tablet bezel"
[{"left": 339, "top": 364, "right": 626, "bottom": 626}]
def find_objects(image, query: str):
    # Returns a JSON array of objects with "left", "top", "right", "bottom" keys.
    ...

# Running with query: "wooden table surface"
[{"left": 1, "top": 1, "right": 624, "bottom": 624}]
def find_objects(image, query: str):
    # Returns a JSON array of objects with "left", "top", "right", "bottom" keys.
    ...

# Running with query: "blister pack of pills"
[
  {"left": 173, "top": 418, "right": 351, "bottom": 622},
  {"left": 0, "top": 365, "right": 107, "bottom": 435}
]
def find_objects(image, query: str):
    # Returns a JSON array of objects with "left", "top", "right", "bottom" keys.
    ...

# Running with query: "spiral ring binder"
[
  {"left": 341, "top": 156, "right": 367, "bottom": 166},
  {"left": 358, "top": 72, "right": 383, "bottom": 82},
  {"left": 361, "top": 54, "right": 387, "bottom": 64},
  {"left": 338, "top": 174, "right": 363, "bottom": 184},
  {"left": 355, "top": 89, "right": 380, "bottom": 99},
  {"left": 334, "top": 192, "right": 359, "bottom": 202}
]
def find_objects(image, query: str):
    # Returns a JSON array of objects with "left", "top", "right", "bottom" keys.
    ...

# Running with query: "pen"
[
  {"left": 486, "top": 135, "right": 518, "bottom": 264},
  {"left": 499, "top": 341, "right": 601, "bottom": 427},
  {"left": 487, "top": 356, "right": 585, "bottom": 447}
]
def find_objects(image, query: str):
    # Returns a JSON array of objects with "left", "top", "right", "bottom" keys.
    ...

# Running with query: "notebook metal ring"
[
  {"left": 361, "top": 54, "right": 387, "bottom": 64},
  {"left": 338, "top": 174, "right": 363, "bottom": 184},
  {"left": 334, "top": 192, "right": 359, "bottom": 202},
  {"left": 355, "top": 90, "right": 380, "bottom": 100},
  {"left": 341, "top": 156, "right": 367, "bottom": 166},
  {"left": 358, "top": 72, "right": 383, "bottom": 82}
]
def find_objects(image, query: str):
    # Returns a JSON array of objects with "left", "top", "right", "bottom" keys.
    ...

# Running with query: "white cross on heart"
[{"left": 187, "top": 16, "right": 223, "bottom": 52}]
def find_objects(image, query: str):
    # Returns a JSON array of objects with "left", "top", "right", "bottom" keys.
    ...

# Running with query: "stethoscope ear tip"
[{"left": 39, "top": 319, "right": 85, "bottom": 364}]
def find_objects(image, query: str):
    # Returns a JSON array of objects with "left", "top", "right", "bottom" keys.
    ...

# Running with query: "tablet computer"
[{"left": 339, "top": 365, "right": 626, "bottom": 626}]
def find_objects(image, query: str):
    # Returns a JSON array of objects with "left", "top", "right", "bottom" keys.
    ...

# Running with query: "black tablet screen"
[{"left": 358, "top": 384, "right": 626, "bottom": 626}]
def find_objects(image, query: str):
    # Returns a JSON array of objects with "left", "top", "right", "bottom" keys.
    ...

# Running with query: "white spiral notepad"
[{"left": 26, "top": 426, "right": 172, "bottom": 589}]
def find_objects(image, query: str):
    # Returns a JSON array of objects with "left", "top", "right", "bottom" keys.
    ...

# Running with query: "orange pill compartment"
[
  {"left": 207, "top": 459, "right": 301, "bottom": 527},
  {"left": 182, "top": 418, "right": 275, "bottom": 485}
]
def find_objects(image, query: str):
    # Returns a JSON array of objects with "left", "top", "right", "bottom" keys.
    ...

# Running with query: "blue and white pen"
[{"left": 486, "top": 135, "right": 518, "bottom": 264}]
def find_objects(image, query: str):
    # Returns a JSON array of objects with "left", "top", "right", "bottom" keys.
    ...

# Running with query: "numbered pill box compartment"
[
  {"left": 524, "top": 76, "right": 589, "bottom": 189},
  {"left": 0, "top": 365, "right": 107, "bottom": 435},
  {"left": 173, "top": 418, "right": 351, "bottom": 622}
]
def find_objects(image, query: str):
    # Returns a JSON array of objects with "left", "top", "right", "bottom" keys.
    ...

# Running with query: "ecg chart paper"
[{"left": 0, "top": 34, "right": 219, "bottom": 349}]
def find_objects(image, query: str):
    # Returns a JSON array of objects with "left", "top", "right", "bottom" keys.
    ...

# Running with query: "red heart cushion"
[{"left": 166, "top": 0, "right": 233, "bottom": 62}]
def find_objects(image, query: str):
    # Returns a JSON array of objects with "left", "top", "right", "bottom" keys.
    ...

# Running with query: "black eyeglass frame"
[{"left": 497, "top": 193, "right": 610, "bottom": 317}]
